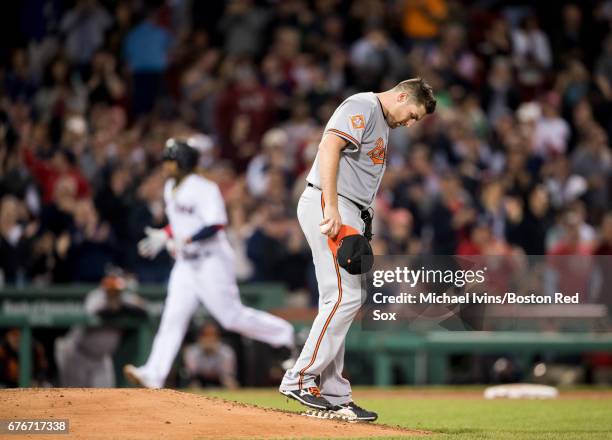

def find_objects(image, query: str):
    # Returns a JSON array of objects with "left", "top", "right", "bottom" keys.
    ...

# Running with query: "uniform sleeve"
[
  {"left": 324, "top": 98, "right": 372, "bottom": 152},
  {"left": 199, "top": 183, "right": 228, "bottom": 226},
  {"left": 163, "top": 179, "right": 174, "bottom": 206}
]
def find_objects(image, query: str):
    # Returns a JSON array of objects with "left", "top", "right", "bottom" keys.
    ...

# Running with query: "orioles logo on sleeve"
[
  {"left": 367, "top": 138, "right": 386, "bottom": 165},
  {"left": 350, "top": 114, "right": 365, "bottom": 129}
]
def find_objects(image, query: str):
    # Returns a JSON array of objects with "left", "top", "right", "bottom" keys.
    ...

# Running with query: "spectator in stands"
[
  {"left": 556, "top": 58, "right": 590, "bottom": 111},
  {"left": 22, "top": 147, "right": 90, "bottom": 205},
  {"left": 246, "top": 203, "right": 309, "bottom": 291},
  {"left": 429, "top": 23, "right": 479, "bottom": 87},
  {"left": 499, "top": 134, "right": 536, "bottom": 197},
  {"left": 281, "top": 101, "right": 318, "bottom": 171},
  {"left": 543, "top": 156, "right": 587, "bottom": 209},
  {"left": 478, "top": 18, "right": 512, "bottom": 68},
  {"left": 66, "top": 198, "right": 116, "bottom": 282},
  {"left": 393, "top": 143, "right": 436, "bottom": 231},
  {"left": 180, "top": 49, "right": 220, "bottom": 133},
  {"left": 428, "top": 172, "right": 475, "bottom": 254},
  {"left": 505, "top": 185, "right": 553, "bottom": 255},
  {"left": 218, "top": 0, "right": 269, "bottom": 57},
  {"left": 60, "top": 0, "right": 113, "bottom": 72},
  {"left": 5, "top": 48, "right": 37, "bottom": 103},
  {"left": 0, "top": 195, "right": 36, "bottom": 284},
  {"left": 26, "top": 230, "right": 57, "bottom": 285},
  {"left": 94, "top": 165, "right": 134, "bottom": 267},
  {"left": 40, "top": 176, "right": 77, "bottom": 237},
  {"left": 34, "top": 57, "right": 84, "bottom": 127},
  {"left": 481, "top": 57, "right": 521, "bottom": 123},
  {"left": 122, "top": 8, "right": 172, "bottom": 116},
  {"left": 511, "top": 15, "right": 552, "bottom": 93},
  {"left": 182, "top": 322, "right": 238, "bottom": 389},
  {"left": 570, "top": 124, "right": 611, "bottom": 220},
  {"left": 533, "top": 92, "right": 571, "bottom": 159},
  {"left": 546, "top": 210, "right": 595, "bottom": 301},
  {"left": 215, "top": 62, "right": 276, "bottom": 171},
  {"left": 546, "top": 201, "right": 596, "bottom": 251},
  {"left": 86, "top": 50, "right": 126, "bottom": 107},
  {"left": 384, "top": 209, "right": 420, "bottom": 254},
  {"left": 350, "top": 26, "right": 403, "bottom": 90},
  {"left": 552, "top": 4, "right": 588, "bottom": 64},
  {"left": 548, "top": 210, "right": 594, "bottom": 256},
  {"left": 457, "top": 219, "right": 511, "bottom": 256},
  {"left": 0, "top": 140, "right": 38, "bottom": 208},
  {"left": 225, "top": 197, "right": 255, "bottom": 283},
  {"left": 478, "top": 180, "right": 507, "bottom": 240},
  {"left": 246, "top": 128, "right": 291, "bottom": 198}
]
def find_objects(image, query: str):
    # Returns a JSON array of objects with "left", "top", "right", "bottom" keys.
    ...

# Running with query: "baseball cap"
[{"left": 328, "top": 225, "right": 374, "bottom": 275}]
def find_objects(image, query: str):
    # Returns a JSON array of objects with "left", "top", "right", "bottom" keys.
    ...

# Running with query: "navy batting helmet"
[{"left": 163, "top": 138, "right": 200, "bottom": 172}]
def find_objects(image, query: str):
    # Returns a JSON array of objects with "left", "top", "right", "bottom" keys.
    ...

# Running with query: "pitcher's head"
[{"left": 383, "top": 78, "right": 436, "bottom": 128}]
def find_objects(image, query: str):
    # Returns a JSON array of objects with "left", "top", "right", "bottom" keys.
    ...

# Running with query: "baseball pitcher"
[
  {"left": 280, "top": 78, "right": 436, "bottom": 421},
  {"left": 124, "top": 138, "right": 295, "bottom": 389}
]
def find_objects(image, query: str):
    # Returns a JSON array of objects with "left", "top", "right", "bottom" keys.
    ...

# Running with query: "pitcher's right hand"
[{"left": 320, "top": 205, "right": 342, "bottom": 238}]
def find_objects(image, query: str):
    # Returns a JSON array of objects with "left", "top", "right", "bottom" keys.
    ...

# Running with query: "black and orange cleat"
[
  {"left": 280, "top": 386, "right": 334, "bottom": 410},
  {"left": 332, "top": 402, "right": 378, "bottom": 421}
]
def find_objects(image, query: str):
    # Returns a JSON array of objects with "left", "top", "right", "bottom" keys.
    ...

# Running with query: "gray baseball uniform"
[{"left": 280, "top": 92, "right": 389, "bottom": 405}]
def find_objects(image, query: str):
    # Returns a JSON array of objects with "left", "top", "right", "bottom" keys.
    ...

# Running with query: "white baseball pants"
[{"left": 139, "top": 249, "right": 295, "bottom": 388}]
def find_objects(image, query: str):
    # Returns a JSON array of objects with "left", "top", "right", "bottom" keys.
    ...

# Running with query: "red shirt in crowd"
[{"left": 22, "top": 147, "right": 90, "bottom": 204}]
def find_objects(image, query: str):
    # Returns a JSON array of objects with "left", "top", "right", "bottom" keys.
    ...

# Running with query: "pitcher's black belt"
[
  {"left": 307, "top": 182, "right": 366, "bottom": 211},
  {"left": 306, "top": 182, "right": 373, "bottom": 240}
]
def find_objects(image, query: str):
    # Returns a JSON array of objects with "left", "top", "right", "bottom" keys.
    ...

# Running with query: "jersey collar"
[{"left": 374, "top": 93, "right": 391, "bottom": 128}]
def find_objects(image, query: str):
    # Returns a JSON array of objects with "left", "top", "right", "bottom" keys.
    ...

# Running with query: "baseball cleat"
[
  {"left": 332, "top": 402, "right": 378, "bottom": 421},
  {"left": 280, "top": 386, "right": 334, "bottom": 410},
  {"left": 123, "top": 364, "right": 159, "bottom": 389}
]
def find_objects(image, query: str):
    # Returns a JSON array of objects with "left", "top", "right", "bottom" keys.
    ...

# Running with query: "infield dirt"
[{"left": 1, "top": 388, "right": 426, "bottom": 439}]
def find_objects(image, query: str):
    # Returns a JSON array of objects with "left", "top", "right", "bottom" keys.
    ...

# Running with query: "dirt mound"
[{"left": 1, "top": 388, "right": 425, "bottom": 439}]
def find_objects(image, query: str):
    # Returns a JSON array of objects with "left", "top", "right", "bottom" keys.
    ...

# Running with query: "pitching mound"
[{"left": 1, "top": 388, "right": 425, "bottom": 439}]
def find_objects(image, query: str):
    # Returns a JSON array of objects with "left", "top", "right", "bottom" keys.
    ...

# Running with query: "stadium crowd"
[{"left": 0, "top": 0, "right": 611, "bottom": 307}]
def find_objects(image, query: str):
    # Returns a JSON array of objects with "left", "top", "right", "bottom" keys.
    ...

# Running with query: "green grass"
[{"left": 194, "top": 387, "right": 612, "bottom": 440}]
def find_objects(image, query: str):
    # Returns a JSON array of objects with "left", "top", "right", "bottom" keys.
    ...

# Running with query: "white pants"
[{"left": 140, "top": 251, "right": 295, "bottom": 387}]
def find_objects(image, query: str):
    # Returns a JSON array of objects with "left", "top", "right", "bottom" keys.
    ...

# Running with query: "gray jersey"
[{"left": 306, "top": 92, "right": 389, "bottom": 207}]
